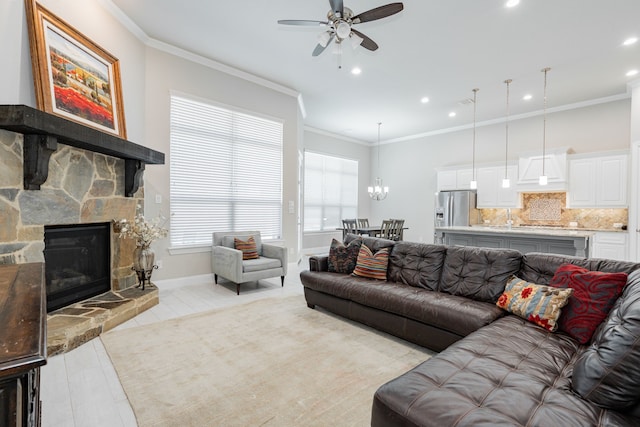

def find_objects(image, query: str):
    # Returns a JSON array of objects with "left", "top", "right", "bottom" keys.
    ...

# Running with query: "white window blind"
[
  {"left": 304, "top": 151, "right": 358, "bottom": 232},
  {"left": 170, "top": 95, "right": 283, "bottom": 247}
]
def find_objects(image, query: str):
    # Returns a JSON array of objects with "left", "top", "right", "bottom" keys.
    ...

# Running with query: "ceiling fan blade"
[
  {"left": 278, "top": 19, "right": 328, "bottom": 26},
  {"left": 329, "top": 0, "right": 344, "bottom": 16},
  {"left": 352, "top": 2, "right": 404, "bottom": 24},
  {"left": 351, "top": 29, "right": 378, "bottom": 51},
  {"left": 312, "top": 34, "right": 335, "bottom": 56}
]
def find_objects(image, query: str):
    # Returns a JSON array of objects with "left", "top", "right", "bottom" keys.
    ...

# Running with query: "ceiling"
[{"left": 108, "top": 0, "right": 640, "bottom": 143}]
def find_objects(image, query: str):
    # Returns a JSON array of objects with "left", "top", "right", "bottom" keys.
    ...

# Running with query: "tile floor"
[{"left": 41, "top": 262, "right": 307, "bottom": 427}]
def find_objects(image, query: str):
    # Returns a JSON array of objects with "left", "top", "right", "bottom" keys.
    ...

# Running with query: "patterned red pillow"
[{"left": 549, "top": 264, "right": 628, "bottom": 344}]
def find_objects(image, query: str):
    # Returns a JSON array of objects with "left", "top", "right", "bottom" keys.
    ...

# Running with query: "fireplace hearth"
[{"left": 44, "top": 223, "right": 110, "bottom": 312}]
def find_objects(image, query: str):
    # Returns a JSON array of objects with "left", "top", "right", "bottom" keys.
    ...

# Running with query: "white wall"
[
  {"left": 1, "top": 0, "right": 301, "bottom": 281},
  {"left": 370, "top": 99, "right": 632, "bottom": 245},
  {"left": 1, "top": 0, "right": 147, "bottom": 142},
  {"left": 2, "top": 0, "right": 634, "bottom": 278},
  {"left": 143, "top": 47, "right": 300, "bottom": 280}
]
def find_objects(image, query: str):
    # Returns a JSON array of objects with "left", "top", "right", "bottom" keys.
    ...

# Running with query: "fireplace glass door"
[{"left": 44, "top": 223, "right": 110, "bottom": 312}]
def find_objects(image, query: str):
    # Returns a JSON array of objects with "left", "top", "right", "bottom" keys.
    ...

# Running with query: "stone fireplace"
[
  {"left": 0, "top": 129, "right": 140, "bottom": 289},
  {"left": 0, "top": 105, "right": 165, "bottom": 355}
]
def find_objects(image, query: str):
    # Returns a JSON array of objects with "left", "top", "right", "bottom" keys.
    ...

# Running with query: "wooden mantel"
[{"left": 0, "top": 104, "right": 165, "bottom": 197}]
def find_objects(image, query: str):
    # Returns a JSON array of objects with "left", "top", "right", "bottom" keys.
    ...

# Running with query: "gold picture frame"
[{"left": 24, "top": 0, "right": 127, "bottom": 138}]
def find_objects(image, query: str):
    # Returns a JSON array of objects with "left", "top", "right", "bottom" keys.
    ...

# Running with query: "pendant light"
[
  {"left": 470, "top": 88, "right": 479, "bottom": 190},
  {"left": 539, "top": 67, "right": 551, "bottom": 186},
  {"left": 502, "top": 79, "right": 512, "bottom": 188},
  {"left": 368, "top": 122, "right": 389, "bottom": 201}
]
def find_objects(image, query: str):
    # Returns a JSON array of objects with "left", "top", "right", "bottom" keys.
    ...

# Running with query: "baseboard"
[{"left": 154, "top": 273, "right": 215, "bottom": 291}]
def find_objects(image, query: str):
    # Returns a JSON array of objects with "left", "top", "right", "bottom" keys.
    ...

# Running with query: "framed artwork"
[{"left": 24, "top": 0, "right": 127, "bottom": 138}]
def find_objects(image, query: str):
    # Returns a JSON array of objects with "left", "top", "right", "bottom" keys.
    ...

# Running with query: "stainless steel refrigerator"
[{"left": 434, "top": 190, "right": 479, "bottom": 228}]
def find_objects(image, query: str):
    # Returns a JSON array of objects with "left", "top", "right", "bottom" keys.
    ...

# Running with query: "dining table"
[{"left": 336, "top": 225, "right": 408, "bottom": 238}]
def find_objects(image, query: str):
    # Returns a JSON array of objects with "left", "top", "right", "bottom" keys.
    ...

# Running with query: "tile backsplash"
[{"left": 480, "top": 192, "right": 628, "bottom": 230}]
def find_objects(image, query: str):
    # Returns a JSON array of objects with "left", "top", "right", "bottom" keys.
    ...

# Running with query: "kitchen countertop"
[{"left": 435, "top": 225, "right": 597, "bottom": 238}]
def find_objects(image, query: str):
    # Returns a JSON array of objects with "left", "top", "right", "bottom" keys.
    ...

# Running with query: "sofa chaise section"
[{"left": 371, "top": 252, "right": 640, "bottom": 427}]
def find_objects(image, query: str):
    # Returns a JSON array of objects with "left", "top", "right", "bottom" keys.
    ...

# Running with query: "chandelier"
[{"left": 368, "top": 122, "right": 389, "bottom": 201}]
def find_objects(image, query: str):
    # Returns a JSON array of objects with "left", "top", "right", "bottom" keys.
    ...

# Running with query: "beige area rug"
[{"left": 101, "top": 295, "right": 433, "bottom": 426}]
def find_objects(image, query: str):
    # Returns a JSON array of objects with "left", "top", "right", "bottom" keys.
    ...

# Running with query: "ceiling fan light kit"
[{"left": 278, "top": 1, "right": 404, "bottom": 58}]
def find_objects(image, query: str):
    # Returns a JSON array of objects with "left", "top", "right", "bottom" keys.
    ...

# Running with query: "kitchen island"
[{"left": 434, "top": 226, "right": 596, "bottom": 257}]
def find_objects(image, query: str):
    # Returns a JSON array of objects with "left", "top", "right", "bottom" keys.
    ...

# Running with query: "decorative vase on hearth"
[{"left": 133, "top": 246, "right": 155, "bottom": 286}]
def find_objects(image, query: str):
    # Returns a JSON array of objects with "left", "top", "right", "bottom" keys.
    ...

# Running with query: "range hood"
[{"left": 517, "top": 147, "right": 571, "bottom": 191}]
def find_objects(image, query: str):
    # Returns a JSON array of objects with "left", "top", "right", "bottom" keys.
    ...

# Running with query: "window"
[
  {"left": 304, "top": 151, "right": 358, "bottom": 232},
  {"left": 170, "top": 94, "right": 283, "bottom": 248}
]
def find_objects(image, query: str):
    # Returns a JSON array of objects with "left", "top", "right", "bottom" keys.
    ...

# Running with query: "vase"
[{"left": 133, "top": 246, "right": 155, "bottom": 273}]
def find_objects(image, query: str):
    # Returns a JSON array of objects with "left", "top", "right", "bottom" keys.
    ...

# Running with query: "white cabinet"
[
  {"left": 568, "top": 154, "right": 628, "bottom": 208},
  {"left": 476, "top": 165, "right": 520, "bottom": 208},
  {"left": 437, "top": 168, "right": 473, "bottom": 191},
  {"left": 591, "top": 232, "right": 628, "bottom": 261}
]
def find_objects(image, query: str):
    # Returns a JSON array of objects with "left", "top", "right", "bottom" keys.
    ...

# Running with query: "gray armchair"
[{"left": 211, "top": 231, "right": 287, "bottom": 295}]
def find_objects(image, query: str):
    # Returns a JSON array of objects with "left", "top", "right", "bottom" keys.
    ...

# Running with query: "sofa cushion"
[
  {"left": 345, "top": 234, "right": 396, "bottom": 253},
  {"left": 387, "top": 243, "right": 446, "bottom": 291},
  {"left": 520, "top": 252, "right": 639, "bottom": 285},
  {"left": 372, "top": 315, "right": 638, "bottom": 427},
  {"left": 327, "top": 237, "right": 362, "bottom": 274},
  {"left": 497, "top": 276, "right": 573, "bottom": 332},
  {"left": 234, "top": 236, "right": 259, "bottom": 260},
  {"left": 352, "top": 245, "right": 390, "bottom": 280},
  {"left": 572, "top": 269, "right": 640, "bottom": 410},
  {"left": 242, "top": 256, "right": 282, "bottom": 272},
  {"left": 549, "top": 264, "right": 628, "bottom": 344},
  {"left": 300, "top": 271, "right": 504, "bottom": 337},
  {"left": 439, "top": 246, "right": 522, "bottom": 303}
]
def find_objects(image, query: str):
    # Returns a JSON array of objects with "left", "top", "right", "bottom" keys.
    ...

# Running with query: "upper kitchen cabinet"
[
  {"left": 437, "top": 168, "right": 473, "bottom": 191},
  {"left": 476, "top": 165, "right": 520, "bottom": 208},
  {"left": 517, "top": 148, "right": 569, "bottom": 191},
  {"left": 567, "top": 152, "right": 628, "bottom": 208}
]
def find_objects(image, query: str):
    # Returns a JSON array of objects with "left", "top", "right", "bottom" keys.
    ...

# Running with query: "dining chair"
[
  {"left": 379, "top": 219, "right": 395, "bottom": 240},
  {"left": 391, "top": 219, "right": 405, "bottom": 241},
  {"left": 342, "top": 219, "right": 358, "bottom": 239},
  {"left": 357, "top": 218, "right": 369, "bottom": 228}
]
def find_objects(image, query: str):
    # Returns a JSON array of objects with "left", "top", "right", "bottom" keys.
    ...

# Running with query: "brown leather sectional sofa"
[{"left": 299, "top": 235, "right": 640, "bottom": 426}]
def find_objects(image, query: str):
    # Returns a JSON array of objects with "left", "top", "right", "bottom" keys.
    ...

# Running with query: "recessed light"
[
  {"left": 623, "top": 37, "right": 638, "bottom": 46},
  {"left": 420, "top": 97, "right": 430, "bottom": 104},
  {"left": 448, "top": 112, "right": 456, "bottom": 118},
  {"left": 351, "top": 67, "right": 362, "bottom": 75},
  {"left": 627, "top": 69, "right": 639, "bottom": 77},
  {"left": 505, "top": 0, "right": 520, "bottom": 8},
  {"left": 523, "top": 94, "right": 533, "bottom": 101}
]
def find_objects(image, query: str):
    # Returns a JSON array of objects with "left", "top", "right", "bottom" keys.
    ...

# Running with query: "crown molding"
[
  {"left": 99, "top": 0, "right": 299, "bottom": 100},
  {"left": 384, "top": 92, "right": 631, "bottom": 145},
  {"left": 304, "top": 126, "right": 369, "bottom": 146}
]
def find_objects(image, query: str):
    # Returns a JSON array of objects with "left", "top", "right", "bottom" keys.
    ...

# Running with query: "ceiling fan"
[{"left": 278, "top": 1, "right": 404, "bottom": 56}]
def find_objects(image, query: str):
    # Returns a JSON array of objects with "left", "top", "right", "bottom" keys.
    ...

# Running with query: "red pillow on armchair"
[{"left": 549, "top": 264, "right": 628, "bottom": 344}]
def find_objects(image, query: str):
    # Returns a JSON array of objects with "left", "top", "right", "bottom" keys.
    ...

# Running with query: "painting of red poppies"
[{"left": 24, "top": 1, "right": 127, "bottom": 138}]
